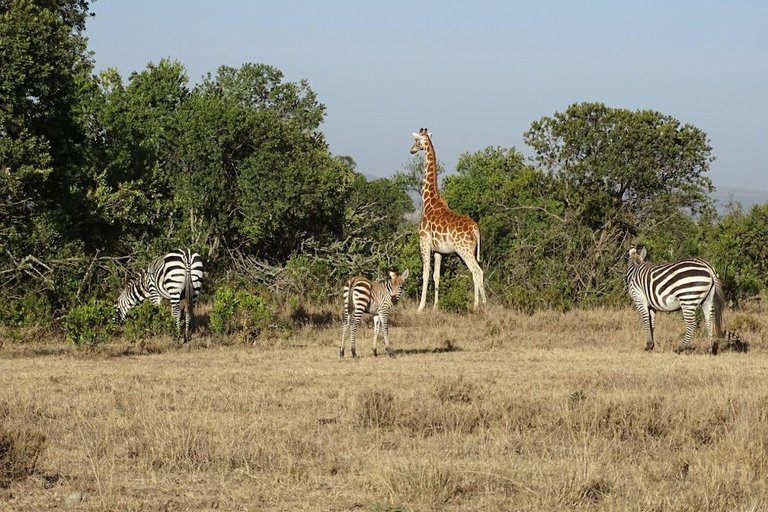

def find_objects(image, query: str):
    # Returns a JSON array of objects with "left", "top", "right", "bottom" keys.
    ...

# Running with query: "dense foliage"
[{"left": 1, "top": 0, "right": 766, "bottom": 338}]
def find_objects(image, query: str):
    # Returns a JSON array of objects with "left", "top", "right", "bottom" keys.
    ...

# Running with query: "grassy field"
[{"left": 1, "top": 302, "right": 768, "bottom": 511}]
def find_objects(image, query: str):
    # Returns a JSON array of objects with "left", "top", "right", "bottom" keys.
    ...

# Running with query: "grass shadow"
[
  {"left": 290, "top": 305, "right": 336, "bottom": 328},
  {"left": 391, "top": 340, "right": 462, "bottom": 357},
  {"left": 720, "top": 331, "right": 750, "bottom": 353}
]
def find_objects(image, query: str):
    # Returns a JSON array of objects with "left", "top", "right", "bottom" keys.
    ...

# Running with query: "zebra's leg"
[
  {"left": 349, "top": 313, "right": 361, "bottom": 358},
  {"left": 169, "top": 294, "right": 183, "bottom": 342},
  {"left": 702, "top": 290, "right": 718, "bottom": 355},
  {"left": 418, "top": 238, "right": 432, "bottom": 312},
  {"left": 340, "top": 311, "right": 349, "bottom": 358},
  {"left": 432, "top": 253, "right": 442, "bottom": 310},
  {"left": 648, "top": 309, "right": 656, "bottom": 350},
  {"left": 636, "top": 303, "right": 655, "bottom": 351},
  {"left": 380, "top": 313, "right": 392, "bottom": 355},
  {"left": 185, "top": 290, "right": 198, "bottom": 344},
  {"left": 372, "top": 315, "right": 381, "bottom": 357},
  {"left": 676, "top": 306, "right": 698, "bottom": 354}
]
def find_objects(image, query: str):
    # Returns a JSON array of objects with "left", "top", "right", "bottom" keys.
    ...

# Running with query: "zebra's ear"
[
  {"left": 639, "top": 247, "right": 647, "bottom": 261},
  {"left": 401, "top": 269, "right": 409, "bottom": 280},
  {"left": 389, "top": 271, "right": 396, "bottom": 280}
]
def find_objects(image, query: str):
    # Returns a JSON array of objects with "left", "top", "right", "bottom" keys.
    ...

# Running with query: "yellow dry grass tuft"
[{"left": 0, "top": 301, "right": 767, "bottom": 510}]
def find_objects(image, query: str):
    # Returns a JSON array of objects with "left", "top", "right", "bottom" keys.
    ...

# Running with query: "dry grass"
[{"left": 1, "top": 301, "right": 768, "bottom": 510}]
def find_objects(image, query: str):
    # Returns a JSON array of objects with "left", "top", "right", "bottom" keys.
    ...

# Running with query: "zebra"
[
  {"left": 625, "top": 247, "right": 724, "bottom": 354},
  {"left": 340, "top": 270, "right": 409, "bottom": 358},
  {"left": 114, "top": 249, "right": 204, "bottom": 343}
]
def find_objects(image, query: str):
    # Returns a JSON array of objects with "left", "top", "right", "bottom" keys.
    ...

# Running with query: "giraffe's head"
[
  {"left": 387, "top": 270, "right": 409, "bottom": 304},
  {"left": 410, "top": 128, "right": 432, "bottom": 154}
]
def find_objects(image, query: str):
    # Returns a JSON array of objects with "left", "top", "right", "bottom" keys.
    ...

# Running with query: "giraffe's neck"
[{"left": 421, "top": 138, "right": 443, "bottom": 213}]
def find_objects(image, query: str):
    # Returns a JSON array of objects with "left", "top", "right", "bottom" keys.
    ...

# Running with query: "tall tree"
[
  {"left": 169, "top": 63, "right": 352, "bottom": 260},
  {"left": 524, "top": 102, "right": 714, "bottom": 232},
  {"left": 0, "top": 0, "right": 96, "bottom": 293},
  {"left": 522, "top": 102, "right": 716, "bottom": 301}
]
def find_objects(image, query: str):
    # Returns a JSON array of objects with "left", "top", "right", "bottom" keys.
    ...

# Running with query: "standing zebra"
[
  {"left": 625, "top": 247, "right": 725, "bottom": 354},
  {"left": 114, "top": 249, "right": 204, "bottom": 343},
  {"left": 340, "top": 270, "right": 409, "bottom": 358}
]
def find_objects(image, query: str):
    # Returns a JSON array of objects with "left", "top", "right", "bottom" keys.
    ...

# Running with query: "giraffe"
[{"left": 409, "top": 128, "right": 487, "bottom": 311}]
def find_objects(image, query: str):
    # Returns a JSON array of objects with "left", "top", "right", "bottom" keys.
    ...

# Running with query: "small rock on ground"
[{"left": 65, "top": 491, "right": 83, "bottom": 505}]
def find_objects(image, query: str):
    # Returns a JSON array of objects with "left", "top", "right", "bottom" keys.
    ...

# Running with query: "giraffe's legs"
[
  {"left": 458, "top": 247, "right": 486, "bottom": 310},
  {"left": 675, "top": 306, "right": 697, "bottom": 354},
  {"left": 432, "top": 253, "right": 442, "bottom": 310},
  {"left": 418, "top": 237, "right": 432, "bottom": 312}
]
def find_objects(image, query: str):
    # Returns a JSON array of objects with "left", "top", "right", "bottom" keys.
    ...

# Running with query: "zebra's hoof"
[
  {"left": 644, "top": 344, "right": 654, "bottom": 352},
  {"left": 711, "top": 345, "right": 719, "bottom": 356},
  {"left": 339, "top": 350, "right": 344, "bottom": 358},
  {"left": 372, "top": 349, "right": 378, "bottom": 357}
]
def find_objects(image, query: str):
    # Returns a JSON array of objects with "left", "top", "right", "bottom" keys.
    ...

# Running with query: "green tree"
[
  {"left": 0, "top": 0, "right": 96, "bottom": 304},
  {"left": 170, "top": 63, "right": 353, "bottom": 260},
  {"left": 522, "top": 102, "right": 716, "bottom": 302},
  {"left": 524, "top": 102, "right": 715, "bottom": 233}
]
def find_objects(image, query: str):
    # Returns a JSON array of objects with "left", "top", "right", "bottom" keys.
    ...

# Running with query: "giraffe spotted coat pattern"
[{"left": 410, "top": 128, "right": 487, "bottom": 311}]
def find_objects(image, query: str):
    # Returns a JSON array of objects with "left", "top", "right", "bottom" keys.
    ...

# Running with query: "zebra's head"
[
  {"left": 625, "top": 247, "right": 647, "bottom": 283},
  {"left": 113, "top": 286, "right": 132, "bottom": 324},
  {"left": 388, "top": 270, "right": 410, "bottom": 303},
  {"left": 113, "top": 300, "right": 126, "bottom": 325},
  {"left": 410, "top": 128, "right": 432, "bottom": 154}
]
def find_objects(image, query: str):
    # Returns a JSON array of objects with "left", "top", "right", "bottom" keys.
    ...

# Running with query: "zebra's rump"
[
  {"left": 645, "top": 259, "right": 716, "bottom": 311},
  {"left": 343, "top": 277, "right": 376, "bottom": 314}
]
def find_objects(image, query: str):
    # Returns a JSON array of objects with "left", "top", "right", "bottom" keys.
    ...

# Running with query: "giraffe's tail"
[{"left": 475, "top": 227, "right": 481, "bottom": 264}]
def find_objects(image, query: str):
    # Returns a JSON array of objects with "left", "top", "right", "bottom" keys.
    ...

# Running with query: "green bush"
[
  {"left": 63, "top": 298, "right": 115, "bottom": 347},
  {"left": 121, "top": 301, "right": 177, "bottom": 342},
  {"left": 210, "top": 286, "right": 271, "bottom": 342},
  {"left": 437, "top": 273, "right": 472, "bottom": 315},
  {"left": 0, "top": 293, "right": 52, "bottom": 329}
]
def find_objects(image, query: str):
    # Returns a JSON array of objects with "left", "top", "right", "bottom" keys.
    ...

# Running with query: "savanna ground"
[{"left": 1, "top": 301, "right": 768, "bottom": 511}]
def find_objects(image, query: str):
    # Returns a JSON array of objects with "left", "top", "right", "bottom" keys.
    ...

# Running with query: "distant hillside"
[
  {"left": 712, "top": 186, "right": 768, "bottom": 212},
  {"left": 361, "top": 174, "right": 768, "bottom": 216}
]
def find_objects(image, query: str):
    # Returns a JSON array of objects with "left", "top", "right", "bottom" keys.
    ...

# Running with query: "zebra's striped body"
[
  {"left": 114, "top": 249, "right": 204, "bottom": 343},
  {"left": 625, "top": 247, "right": 724, "bottom": 354},
  {"left": 340, "top": 270, "right": 409, "bottom": 358}
]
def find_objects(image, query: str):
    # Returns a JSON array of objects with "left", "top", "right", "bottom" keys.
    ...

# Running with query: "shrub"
[
  {"left": 0, "top": 426, "right": 47, "bottom": 488},
  {"left": 122, "top": 301, "right": 177, "bottom": 342},
  {"left": 210, "top": 286, "right": 271, "bottom": 342},
  {"left": 355, "top": 389, "right": 395, "bottom": 428},
  {"left": 63, "top": 298, "right": 115, "bottom": 347},
  {"left": 437, "top": 273, "right": 472, "bottom": 315},
  {"left": 0, "top": 293, "right": 52, "bottom": 329}
]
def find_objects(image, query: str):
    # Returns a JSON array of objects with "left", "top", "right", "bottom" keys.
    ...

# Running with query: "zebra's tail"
[
  {"left": 184, "top": 259, "right": 194, "bottom": 342},
  {"left": 714, "top": 277, "right": 725, "bottom": 337},
  {"left": 346, "top": 281, "right": 355, "bottom": 317}
]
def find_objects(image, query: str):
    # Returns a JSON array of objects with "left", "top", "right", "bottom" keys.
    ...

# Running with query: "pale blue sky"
[{"left": 86, "top": 0, "right": 768, "bottom": 190}]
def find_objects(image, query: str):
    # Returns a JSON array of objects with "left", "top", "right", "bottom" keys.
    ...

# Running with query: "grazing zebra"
[
  {"left": 340, "top": 270, "right": 409, "bottom": 358},
  {"left": 625, "top": 247, "right": 724, "bottom": 354},
  {"left": 114, "top": 249, "right": 204, "bottom": 343}
]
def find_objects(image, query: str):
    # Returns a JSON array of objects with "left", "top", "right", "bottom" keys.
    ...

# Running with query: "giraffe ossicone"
[{"left": 409, "top": 128, "right": 487, "bottom": 311}]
